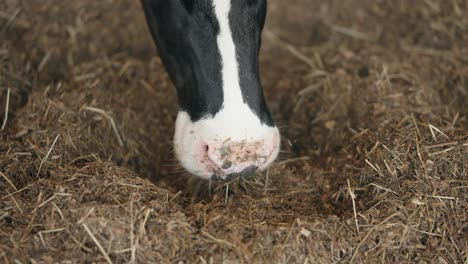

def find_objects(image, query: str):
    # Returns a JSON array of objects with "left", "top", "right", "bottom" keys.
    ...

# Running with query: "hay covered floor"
[{"left": 1, "top": 0, "right": 467, "bottom": 263}]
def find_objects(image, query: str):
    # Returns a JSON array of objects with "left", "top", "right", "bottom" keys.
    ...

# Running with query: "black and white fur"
[{"left": 141, "top": 0, "right": 280, "bottom": 179}]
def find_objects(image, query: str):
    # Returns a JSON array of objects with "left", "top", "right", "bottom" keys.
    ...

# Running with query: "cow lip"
[
  {"left": 225, "top": 166, "right": 258, "bottom": 180},
  {"left": 210, "top": 165, "right": 258, "bottom": 181},
  {"left": 205, "top": 144, "right": 278, "bottom": 180}
]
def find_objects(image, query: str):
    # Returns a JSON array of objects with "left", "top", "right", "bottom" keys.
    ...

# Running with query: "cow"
[{"left": 141, "top": 0, "right": 280, "bottom": 180}]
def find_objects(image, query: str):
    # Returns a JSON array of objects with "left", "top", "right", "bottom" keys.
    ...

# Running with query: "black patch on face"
[
  {"left": 141, "top": 0, "right": 223, "bottom": 121},
  {"left": 141, "top": 0, "right": 274, "bottom": 126},
  {"left": 229, "top": 0, "right": 273, "bottom": 126}
]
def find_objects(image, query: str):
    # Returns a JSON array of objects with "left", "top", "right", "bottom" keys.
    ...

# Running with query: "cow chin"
[{"left": 173, "top": 110, "right": 280, "bottom": 180}]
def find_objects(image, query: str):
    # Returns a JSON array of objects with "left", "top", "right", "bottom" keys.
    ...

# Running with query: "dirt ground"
[{"left": 1, "top": 0, "right": 467, "bottom": 263}]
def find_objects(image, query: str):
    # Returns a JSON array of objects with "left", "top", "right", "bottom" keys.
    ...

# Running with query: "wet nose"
[{"left": 206, "top": 140, "right": 274, "bottom": 178}]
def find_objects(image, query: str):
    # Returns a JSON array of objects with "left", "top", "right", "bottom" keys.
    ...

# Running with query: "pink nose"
[{"left": 206, "top": 141, "right": 273, "bottom": 178}]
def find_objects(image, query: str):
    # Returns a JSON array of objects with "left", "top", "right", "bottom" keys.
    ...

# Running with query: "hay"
[{"left": 1, "top": 0, "right": 467, "bottom": 263}]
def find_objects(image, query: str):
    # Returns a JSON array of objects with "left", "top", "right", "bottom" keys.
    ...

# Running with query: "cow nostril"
[
  {"left": 221, "top": 160, "right": 232, "bottom": 169},
  {"left": 205, "top": 144, "right": 232, "bottom": 170}
]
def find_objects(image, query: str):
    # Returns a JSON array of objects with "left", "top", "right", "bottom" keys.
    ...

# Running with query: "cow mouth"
[
  {"left": 210, "top": 166, "right": 258, "bottom": 181},
  {"left": 200, "top": 141, "right": 276, "bottom": 180}
]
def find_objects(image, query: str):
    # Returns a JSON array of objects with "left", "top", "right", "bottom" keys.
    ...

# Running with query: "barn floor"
[{"left": 1, "top": 0, "right": 467, "bottom": 263}]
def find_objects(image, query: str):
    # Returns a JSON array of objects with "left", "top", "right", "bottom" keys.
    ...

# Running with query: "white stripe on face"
[
  {"left": 212, "top": 0, "right": 244, "bottom": 113},
  {"left": 172, "top": 0, "right": 280, "bottom": 179}
]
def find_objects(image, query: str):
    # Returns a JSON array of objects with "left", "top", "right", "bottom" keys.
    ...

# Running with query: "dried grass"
[{"left": 1, "top": 0, "right": 467, "bottom": 263}]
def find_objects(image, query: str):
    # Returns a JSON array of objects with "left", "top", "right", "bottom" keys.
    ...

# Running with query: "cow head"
[{"left": 141, "top": 0, "right": 280, "bottom": 179}]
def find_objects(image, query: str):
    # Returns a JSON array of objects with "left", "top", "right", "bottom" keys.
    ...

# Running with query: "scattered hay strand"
[
  {"left": 140, "top": 209, "right": 152, "bottom": 236},
  {"left": 283, "top": 219, "right": 296, "bottom": 245},
  {"left": 329, "top": 24, "right": 375, "bottom": 41},
  {"left": 1, "top": 8, "right": 20, "bottom": 32},
  {"left": 82, "top": 223, "right": 113, "bottom": 264},
  {"left": 84, "top": 106, "right": 124, "bottom": 147},
  {"left": 37, "top": 194, "right": 56, "bottom": 209},
  {"left": 1, "top": 87, "right": 10, "bottom": 131},
  {"left": 369, "top": 183, "right": 398, "bottom": 195},
  {"left": 74, "top": 73, "right": 97, "bottom": 82},
  {"left": 347, "top": 179, "right": 360, "bottom": 233},
  {"left": 430, "top": 147, "right": 456, "bottom": 156},
  {"left": 264, "top": 30, "right": 315, "bottom": 68},
  {"left": 263, "top": 168, "right": 270, "bottom": 194},
  {"left": 0, "top": 171, "right": 17, "bottom": 190},
  {"left": 52, "top": 202, "right": 64, "bottom": 220},
  {"left": 225, "top": 183, "right": 229, "bottom": 204},
  {"left": 37, "top": 134, "right": 60, "bottom": 176},
  {"left": 201, "top": 230, "right": 236, "bottom": 249},
  {"left": 402, "top": 44, "right": 468, "bottom": 61},
  {"left": 37, "top": 228, "right": 66, "bottom": 249},
  {"left": 276, "top": 156, "right": 310, "bottom": 166},
  {"left": 365, "top": 159, "right": 384, "bottom": 177},
  {"left": 129, "top": 194, "right": 136, "bottom": 264},
  {"left": 1, "top": 180, "right": 38, "bottom": 200},
  {"left": 411, "top": 113, "right": 422, "bottom": 139},
  {"left": 169, "top": 191, "right": 182, "bottom": 202},
  {"left": 425, "top": 141, "right": 459, "bottom": 149},
  {"left": 350, "top": 212, "right": 401, "bottom": 264},
  {"left": 350, "top": 228, "right": 374, "bottom": 264},
  {"left": 37, "top": 51, "right": 52, "bottom": 73},
  {"left": 5, "top": 189, "right": 23, "bottom": 215},
  {"left": 76, "top": 207, "right": 95, "bottom": 225},
  {"left": 428, "top": 123, "right": 450, "bottom": 140}
]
